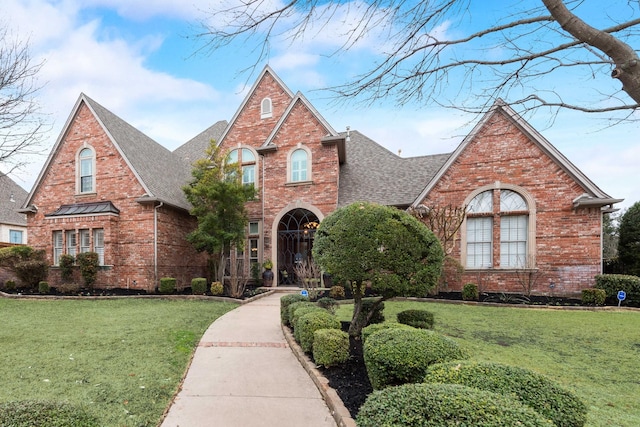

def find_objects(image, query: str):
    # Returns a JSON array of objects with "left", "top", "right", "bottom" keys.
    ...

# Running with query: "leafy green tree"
[
  {"left": 618, "top": 201, "right": 640, "bottom": 276},
  {"left": 312, "top": 202, "right": 444, "bottom": 337},
  {"left": 182, "top": 140, "right": 256, "bottom": 283}
]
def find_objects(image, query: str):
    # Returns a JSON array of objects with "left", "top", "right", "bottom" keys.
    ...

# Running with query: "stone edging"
[{"left": 281, "top": 324, "right": 356, "bottom": 427}]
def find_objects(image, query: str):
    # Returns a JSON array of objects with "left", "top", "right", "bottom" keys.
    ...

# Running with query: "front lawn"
[
  {"left": 336, "top": 301, "right": 640, "bottom": 427},
  {"left": 0, "top": 298, "right": 237, "bottom": 426}
]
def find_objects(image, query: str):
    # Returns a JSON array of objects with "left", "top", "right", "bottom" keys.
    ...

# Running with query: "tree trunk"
[{"left": 542, "top": 0, "right": 640, "bottom": 104}]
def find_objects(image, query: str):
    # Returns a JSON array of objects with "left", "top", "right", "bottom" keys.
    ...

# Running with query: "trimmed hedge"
[
  {"left": 361, "top": 322, "right": 415, "bottom": 344},
  {"left": 288, "top": 302, "right": 322, "bottom": 332},
  {"left": 359, "top": 298, "right": 385, "bottom": 325},
  {"left": 594, "top": 274, "right": 640, "bottom": 305},
  {"left": 280, "top": 294, "right": 310, "bottom": 325},
  {"left": 581, "top": 288, "right": 606, "bottom": 306},
  {"left": 296, "top": 310, "right": 341, "bottom": 353},
  {"left": 0, "top": 401, "right": 99, "bottom": 427},
  {"left": 397, "top": 309, "right": 434, "bottom": 329},
  {"left": 424, "top": 361, "right": 587, "bottom": 427},
  {"left": 159, "top": 277, "right": 176, "bottom": 294},
  {"left": 191, "top": 277, "right": 207, "bottom": 295},
  {"left": 462, "top": 283, "right": 479, "bottom": 301},
  {"left": 364, "top": 328, "right": 468, "bottom": 390},
  {"left": 313, "top": 328, "right": 350, "bottom": 367},
  {"left": 316, "top": 297, "right": 338, "bottom": 313},
  {"left": 356, "top": 383, "right": 554, "bottom": 427}
]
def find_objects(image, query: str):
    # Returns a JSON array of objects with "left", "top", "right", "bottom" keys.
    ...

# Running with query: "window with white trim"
[
  {"left": 248, "top": 221, "right": 260, "bottom": 271},
  {"left": 261, "top": 97, "right": 272, "bottom": 119},
  {"left": 291, "top": 149, "right": 308, "bottom": 182},
  {"left": 94, "top": 229, "right": 104, "bottom": 265},
  {"left": 78, "top": 147, "right": 95, "bottom": 193},
  {"left": 66, "top": 230, "right": 77, "bottom": 257},
  {"left": 53, "top": 231, "right": 63, "bottom": 266},
  {"left": 227, "top": 148, "right": 256, "bottom": 186},
  {"left": 79, "top": 229, "right": 91, "bottom": 253},
  {"left": 464, "top": 188, "right": 531, "bottom": 269},
  {"left": 9, "top": 230, "right": 23, "bottom": 244}
]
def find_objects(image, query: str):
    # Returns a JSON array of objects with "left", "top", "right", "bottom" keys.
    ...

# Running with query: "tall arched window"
[
  {"left": 464, "top": 186, "right": 534, "bottom": 269},
  {"left": 78, "top": 147, "right": 95, "bottom": 193},
  {"left": 291, "top": 149, "right": 308, "bottom": 182},
  {"left": 261, "top": 97, "right": 272, "bottom": 119},
  {"left": 227, "top": 148, "right": 257, "bottom": 186}
]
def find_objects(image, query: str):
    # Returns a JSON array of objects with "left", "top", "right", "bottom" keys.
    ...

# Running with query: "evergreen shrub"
[
  {"left": 38, "top": 281, "right": 50, "bottom": 294},
  {"left": 316, "top": 297, "right": 338, "bottom": 313},
  {"left": 361, "top": 322, "right": 415, "bottom": 344},
  {"left": 364, "top": 328, "right": 468, "bottom": 389},
  {"left": 296, "top": 310, "right": 341, "bottom": 353},
  {"left": 312, "top": 328, "right": 350, "bottom": 367},
  {"left": 424, "top": 361, "right": 587, "bottom": 427},
  {"left": 191, "top": 277, "right": 207, "bottom": 295},
  {"left": 356, "top": 383, "right": 554, "bottom": 427},
  {"left": 462, "top": 283, "right": 479, "bottom": 301},
  {"left": 594, "top": 274, "right": 640, "bottom": 305},
  {"left": 159, "top": 277, "right": 176, "bottom": 294},
  {"left": 397, "top": 309, "right": 434, "bottom": 329},
  {"left": 210, "top": 281, "right": 223, "bottom": 295},
  {"left": 581, "top": 288, "right": 606, "bottom": 306},
  {"left": 280, "top": 293, "right": 310, "bottom": 325},
  {"left": 329, "top": 285, "right": 345, "bottom": 299}
]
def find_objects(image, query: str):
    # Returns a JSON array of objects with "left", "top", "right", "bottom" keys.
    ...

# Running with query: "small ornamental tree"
[
  {"left": 313, "top": 202, "right": 444, "bottom": 337},
  {"left": 618, "top": 201, "right": 640, "bottom": 277},
  {"left": 183, "top": 140, "right": 256, "bottom": 284}
]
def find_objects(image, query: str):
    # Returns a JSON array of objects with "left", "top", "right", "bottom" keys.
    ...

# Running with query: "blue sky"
[{"left": 4, "top": 0, "right": 639, "bottom": 211}]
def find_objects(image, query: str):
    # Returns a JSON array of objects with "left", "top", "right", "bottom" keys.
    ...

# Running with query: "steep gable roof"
[
  {"left": 0, "top": 174, "right": 27, "bottom": 226},
  {"left": 24, "top": 94, "right": 195, "bottom": 211},
  {"left": 174, "top": 120, "right": 228, "bottom": 165},
  {"left": 411, "top": 99, "right": 622, "bottom": 209},
  {"left": 338, "top": 130, "right": 451, "bottom": 208}
]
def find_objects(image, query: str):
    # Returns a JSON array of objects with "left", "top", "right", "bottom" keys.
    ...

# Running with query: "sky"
[{"left": 2, "top": 0, "right": 639, "bottom": 211}]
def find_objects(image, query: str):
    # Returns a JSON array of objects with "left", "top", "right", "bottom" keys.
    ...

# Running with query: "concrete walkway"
[{"left": 160, "top": 291, "right": 338, "bottom": 427}]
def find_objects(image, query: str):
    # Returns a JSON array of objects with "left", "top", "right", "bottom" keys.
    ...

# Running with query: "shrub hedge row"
[
  {"left": 280, "top": 294, "right": 309, "bottom": 325},
  {"left": 594, "top": 274, "right": 640, "bottom": 305},
  {"left": 581, "top": 288, "right": 606, "bottom": 306},
  {"left": 361, "top": 322, "right": 415, "bottom": 344},
  {"left": 312, "top": 328, "right": 350, "bottom": 367},
  {"left": 297, "top": 310, "right": 341, "bottom": 353}
]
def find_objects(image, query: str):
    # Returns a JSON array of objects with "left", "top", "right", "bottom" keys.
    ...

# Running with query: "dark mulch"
[{"left": 319, "top": 326, "right": 372, "bottom": 418}]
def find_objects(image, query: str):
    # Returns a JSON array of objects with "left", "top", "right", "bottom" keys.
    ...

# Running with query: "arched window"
[
  {"left": 78, "top": 147, "right": 95, "bottom": 193},
  {"left": 227, "top": 148, "right": 257, "bottom": 186},
  {"left": 261, "top": 97, "right": 272, "bottom": 119},
  {"left": 291, "top": 149, "right": 308, "bottom": 182},
  {"left": 464, "top": 186, "right": 533, "bottom": 269}
]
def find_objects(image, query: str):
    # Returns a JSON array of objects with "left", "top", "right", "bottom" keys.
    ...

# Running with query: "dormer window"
[
  {"left": 78, "top": 146, "right": 95, "bottom": 193},
  {"left": 261, "top": 97, "right": 272, "bottom": 119}
]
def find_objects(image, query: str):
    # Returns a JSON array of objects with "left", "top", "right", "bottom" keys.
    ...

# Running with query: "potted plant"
[{"left": 262, "top": 259, "right": 274, "bottom": 287}]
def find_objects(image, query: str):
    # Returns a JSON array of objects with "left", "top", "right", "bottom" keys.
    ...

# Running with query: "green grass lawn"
[
  {"left": 336, "top": 301, "right": 640, "bottom": 427},
  {"left": 0, "top": 298, "right": 237, "bottom": 426}
]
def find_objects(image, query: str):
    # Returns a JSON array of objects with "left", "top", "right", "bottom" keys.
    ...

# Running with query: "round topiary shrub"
[
  {"left": 361, "top": 322, "right": 415, "bottom": 344},
  {"left": 210, "top": 281, "right": 224, "bottom": 296},
  {"left": 287, "top": 301, "right": 321, "bottom": 330},
  {"left": 280, "top": 294, "right": 310, "bottom": 325},
  {"left": 356, "top": 383, "right": 554, "bottom": 427},
  {"left": 364, "top": 327, "right": 468, "bottom": 390},
  {"left": 329, "top": 285, "right": 345, "bottom": 299},
  {"left": 0, "top": 401, "right": 100, "bottom": 427},
  {"left": 397, "top": 309, "right": 434, "bottom": 329},
  {"left": 424, "top": 361, "right": 587, "bottom": 427},
  {"left": 296, "top": 310, "right": 341, "bottom": 352},
  {"left": 159, "top": 277, "right": 176, "bottom": 294},
  {"left": 316, "top": 297, "right": 338, "bottom": 314},
  {"left": 313, "top": 328, "right": 350, "bottom": 367},
  {"left": 462, "top": 283, "right": 479, "bottom": 301},
  {"left": 191, "top": 277, "right": 207, "bottom": 295}
]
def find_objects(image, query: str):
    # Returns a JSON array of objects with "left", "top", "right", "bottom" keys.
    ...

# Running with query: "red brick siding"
[{"left": 422, "top": 111, "right": 601, "bottom": 296}]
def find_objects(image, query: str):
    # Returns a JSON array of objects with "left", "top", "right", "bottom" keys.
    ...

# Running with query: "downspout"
[
  {"left": 154, "top": 201, "right": 163, "bottom": 290},
  {"left": 262, "top": 154, "right": 271, "bottom": 285}
]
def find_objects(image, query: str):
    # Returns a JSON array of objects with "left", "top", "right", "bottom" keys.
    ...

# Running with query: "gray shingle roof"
[
  {"left": 338, "top": 131, "right": 451, "bottom": 208},
  {"left": 84, "top": 95, "right": 195, "bottom": 211},
  {"left": 174, "top": 120, "right": 228, "bottom": 165},
  {"left": 0, "top": 174, "right": 27, "bottom": 226}
]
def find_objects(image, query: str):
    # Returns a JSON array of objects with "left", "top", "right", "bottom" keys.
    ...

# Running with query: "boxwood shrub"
[
  {"left": 361, "top": 322, "right": 415, "bottom": 344},
  {"left": 364, "top": 328, "right": 468, "bottom": 390},
  {"left": 356, "top": 383, "right": 554, "bottom": 427},
  {"left": 280, "top": 294, "right": 309, "bottom": 325},
  {"left": 594, "top": 274, "right": 640, "bottom": 305},
  {"left": 296, "top": 310, "right": 341, "bottom": 353},
  {"left": 159, "top": 277, "right": 176, "bottom": 294},
  {"left": 424, "top": 361, "right": 587, "bottom": 427},
  {"left": 462, "top": 283, "right": 479, "bottom": 301},
  {"left": 397, "top": 309, "right": 434, "bottom": 329},
  {"left": 0, "top": 401, "right": 99, "bottom": 427},
  {"left": 191, "top": 277, "right": 207, "bottom": 295},
  {"left": 288, "top": 302, "right": 323, "bottom": 333},
  {"left": 581, "top": 288, "right": 606, "bottom": 306},
  {"left": 313, "top": 328, "right": 350, "bottom": 367}
]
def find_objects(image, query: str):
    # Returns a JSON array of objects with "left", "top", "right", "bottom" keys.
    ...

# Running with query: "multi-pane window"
[
  {"left": 465, "top": 189, "right": 530, "bottom": 269},
  {"left": 227, "top": 148, "right": 256, "bottom": 186},
  {"left": 9, "top": 230, "right": 23, "bottom": 244},
  {"left": 291, "top": 149, "right": 308, "bottom": 182},
  {"left": 66, "top": 230, "right": 77, "bottom": 257},
  {"left": 53, "top": 231, "right": 63, "bottom": 266},
  {"left": 248, "top": 221, "right": 259, "bottom": 270},
  {"left": 80, "top": 229, "right": 91, "bottom": 253},
  {"left": 94, "top": 229, "right": 104, "bottom": 265},
  {"left": 79, "top": 147, "right": 94, "bottom": 193}
]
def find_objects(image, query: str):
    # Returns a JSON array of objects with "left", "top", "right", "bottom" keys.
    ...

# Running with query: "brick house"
[{"left": 22, "top": 66, "right": 621, "bottom": 295}]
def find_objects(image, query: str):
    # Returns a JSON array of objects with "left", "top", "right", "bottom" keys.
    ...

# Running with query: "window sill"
[{"left": 285, "top": 180, "right": 313, "bottom": 187}]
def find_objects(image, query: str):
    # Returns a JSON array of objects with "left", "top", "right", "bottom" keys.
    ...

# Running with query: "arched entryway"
[{"left": 277, "top": 208, "right": 320, "bottom": 286}]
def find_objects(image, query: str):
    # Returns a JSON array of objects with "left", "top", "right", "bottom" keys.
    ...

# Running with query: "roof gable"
[
  {"left": 0, "top": 174, "right": 28, "bottom": 226},
  {"left": 411, "top": 99, "right": 621, "bottom": 208}
]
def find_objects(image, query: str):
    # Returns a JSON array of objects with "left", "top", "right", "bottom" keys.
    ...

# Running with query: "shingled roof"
[
  {"left": 338, "top": 130, "right": 451, "bottom": 208},
  {"left": 0, "top": 174, "right": 27, "bottom": 226},
  {"left": 174, "top": 120, "right": 228, "bottom": 166}
]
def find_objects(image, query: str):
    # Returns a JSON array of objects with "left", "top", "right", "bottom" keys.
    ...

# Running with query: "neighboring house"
[
  {"left": 0, "top": 174, "right": 28, "bottom": 245},
  {"left": 22, "top": 66, "right": 621, "bottom": 296}
]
